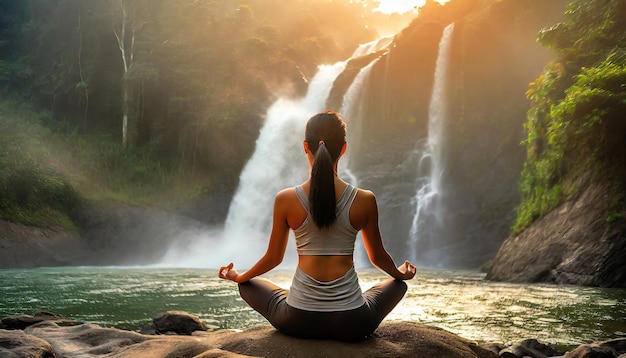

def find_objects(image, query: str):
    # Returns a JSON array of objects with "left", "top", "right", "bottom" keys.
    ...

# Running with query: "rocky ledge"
[
  {"left": 1, "top": 311, "right": 625, "bottom": 358},
  {"left": 486, "top": 181, "right": 626, "bottom": 287}
]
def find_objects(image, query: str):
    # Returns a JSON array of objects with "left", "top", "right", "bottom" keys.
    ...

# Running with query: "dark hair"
[{"left": 305, "top": 110, "right": 347, "bottom": 228}]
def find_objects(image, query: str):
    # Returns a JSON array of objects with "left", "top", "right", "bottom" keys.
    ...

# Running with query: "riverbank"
[{"left": 2, "top": 311, "right": 625, "bottom": 358}]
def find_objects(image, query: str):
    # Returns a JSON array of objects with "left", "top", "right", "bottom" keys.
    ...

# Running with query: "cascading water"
[
  {"left": 339, "top": 57, "right": 381, "bottom": 186},
  {"left": 339, "top": 57, "right": 381, "bottom": 267},
  {"left": 220, "top": 39, "right": 393, "bottom": 269},
  {"left": 162, "top": 38, "right": 392, "bottom": 268},
  {"left": 221, "top": 62, "right": 348, "bottom": 268},
  {"left": 409, "top": 23, "right": 455, "bottom": 266},
  {"left": 352, "top": 36, "right": 393, "bottom": 58}
]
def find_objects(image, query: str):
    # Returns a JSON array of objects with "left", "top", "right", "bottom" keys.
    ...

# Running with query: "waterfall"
[
  {"left": 339, "top": 57, "right": 381, "bottom": 186},
  {"left": 221, "top": 62, "right": 348, "bottom": 268},
  {"left": 409, "top": 23, "right": 455, "bottom": 266},
  {"left": 339, "top": 57, "right": 381, "bottom": 267},
  {"left": 352, "top": 36, "right": 394, "bottom": 58},
  {"left": 218, "top": 39, "right": 392, "bottom": 269},
  {"left": 162, "top": 37, "right": 392, "bottom": 269}
]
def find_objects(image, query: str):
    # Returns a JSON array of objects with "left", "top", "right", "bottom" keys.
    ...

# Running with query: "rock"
[
  {"left": 151, "top": 310, "right": 209, "bottom": 335},
  {"left": 0, "top": 220, "right": 91, "bottom": 268},
  {"left": 498, "top": 339, "right": 562, "bottom": 358},
  {"left": 486, "top": 181, "right": 626, "bottom": 287},
  {"left": 505, "top": 338, "right": 562, "bottom": 357},
  {"left": 1, "top": 320, "right": 498, "bottom": 358},
  {"left": 600, "top": 339, "right": 626, "bottom": 354},
  {"left": 0, "top": 202, "right": 213, "bottom": 269},
  {"left": 0, "top": 311, "right": 76, "bottom": 330},
  {"left": 563, "top": 344, "right": 618, "bottom": 358},
  {"left": 0, "top": 329, "right": 56, "bottom": 358},
  {"left": 3, "top": 310, "right": 626, "bottom": 358},
  {"left": 25, "top": 321, "right": 214, "bottom": 357}
]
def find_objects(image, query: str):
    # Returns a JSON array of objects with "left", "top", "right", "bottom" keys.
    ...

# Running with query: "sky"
[{"left": 374, "top": 0, "right": 450, "bottom": 14}]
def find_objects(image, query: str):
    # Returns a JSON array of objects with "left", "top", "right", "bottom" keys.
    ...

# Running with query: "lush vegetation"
[
  {"left": 514, "top": 0, "right": 626, "bottom": 232},
  {"left": 0, "top": 0, "right": 410, "bottom": 228},
  {"left": 0, "top": 103, "right": 81, "bottom": 228}
]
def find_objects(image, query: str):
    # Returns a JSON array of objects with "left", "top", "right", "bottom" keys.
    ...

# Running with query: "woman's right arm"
[
  {"left": 219, "top": 189, "right": 292, "bottom": 283},
  {"left": 358, "top": 190, "right": 416, "bottom": 280}
]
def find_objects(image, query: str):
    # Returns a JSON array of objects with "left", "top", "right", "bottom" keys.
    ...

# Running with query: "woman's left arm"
[{"left": 219, "top": 190, "right": 291, "bottom": 283}]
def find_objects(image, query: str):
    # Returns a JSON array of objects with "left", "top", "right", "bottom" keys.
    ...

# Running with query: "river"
[{"left": 1, "top": 267, "right": 624, "bottom": 351}]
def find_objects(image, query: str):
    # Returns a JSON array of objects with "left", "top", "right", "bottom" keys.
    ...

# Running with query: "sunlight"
[{"left": 375, "top": 0, "right": 450, "bottom": 14}]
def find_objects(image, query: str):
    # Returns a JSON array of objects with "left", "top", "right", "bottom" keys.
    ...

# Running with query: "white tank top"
[
  {"left": 293, "top": 184, "right": 359, "bottom": 255},
  {"left": 287, "top": 266, "right": 365, "bottom": 311}
]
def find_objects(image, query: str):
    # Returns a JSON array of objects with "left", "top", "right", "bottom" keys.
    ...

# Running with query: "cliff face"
[
  {"left": 331, "top": 0, "right": 569, "bottom": 268},
  {"left": 486, "top": 0, "right": 626, "bottom": 287},
  {"left": 486, "top": 177, "right": 626, "bottom": 287}
]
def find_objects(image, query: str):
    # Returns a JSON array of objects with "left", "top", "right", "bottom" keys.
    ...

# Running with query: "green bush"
[{"left": 0, "top": 156, "right": 81, "bottom": 228}]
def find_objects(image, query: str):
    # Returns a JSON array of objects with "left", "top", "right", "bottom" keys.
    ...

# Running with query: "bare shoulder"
[
  {"left": 355, "top": 188, "right": 377, "bottom": 207},
  {"left": 275, "top": 187, "right": 298, "bottom": 205},
  {"left": 350, "top": 188, "right": 378, "bottom": 229},
  {"left": 276, "top": 187, "right": 307, "bottom": 228}
]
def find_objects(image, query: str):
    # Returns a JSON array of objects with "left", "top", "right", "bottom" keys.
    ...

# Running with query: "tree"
[{"left": 109, "top": 0, "right": 154, "bottom": 148}]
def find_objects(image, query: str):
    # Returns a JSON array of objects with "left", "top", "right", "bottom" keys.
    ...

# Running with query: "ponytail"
[
  {"left": 305, "top": 111, "right": 347, "bottom": 229},
  {"left": 309, "top": 141, "right": 336, "bottom": 228}
]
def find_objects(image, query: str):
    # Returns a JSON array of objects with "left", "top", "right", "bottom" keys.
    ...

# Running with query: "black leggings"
[{"left": 238, "top": 277, "right": 407, "bottom": 341}]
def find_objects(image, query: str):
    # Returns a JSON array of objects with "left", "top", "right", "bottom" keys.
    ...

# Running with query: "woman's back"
[{"left": 281, "top": 178, "right": 378, "bottom": 282}]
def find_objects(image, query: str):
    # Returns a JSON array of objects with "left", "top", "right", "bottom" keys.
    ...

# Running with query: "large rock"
[
  {"left": 0, "top": 320, "right": 497, "bottom": 358},
  {"left": 3, "top": 312, "right": 626, "bottom": 358},
  {"left": 150, "top": 310, "right": 209, "bottom": 335},
  {"left": 486, "top": 181, "right": 626, "bottom": 287},
  {"left": 0, "top": 329, "right": 56, "bottom": 358},
  {"left": 0, "top": 311, "right": 72, "bottom": 330}
]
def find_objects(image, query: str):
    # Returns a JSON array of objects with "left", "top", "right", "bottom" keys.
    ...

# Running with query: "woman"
[{"left": 219, "top": 110, "right": 416, "bottom": 341}]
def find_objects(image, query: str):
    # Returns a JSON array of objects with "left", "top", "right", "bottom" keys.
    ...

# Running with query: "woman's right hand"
[
  {"left": 397, "top": 261, "right": 417, "bottom": 280},
  {"left": 219, "top": 262, "right": 240, "bottom": 282}
]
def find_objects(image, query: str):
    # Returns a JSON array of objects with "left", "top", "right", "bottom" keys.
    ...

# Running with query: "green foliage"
[
  {"left": 0, "top": 103, "right": 81, "bottom": 228},
  {"left": 513, "top": 0, "right": 626, "bottom": 233},
  {"left": 0, "top": 0, "right": 404, "bottom": 230},
  {"left": 1, "top": 0, "right": 378, "bottom": 171},
  {"left": 607, "top": 211, "right": 623, "bottom": 224}
]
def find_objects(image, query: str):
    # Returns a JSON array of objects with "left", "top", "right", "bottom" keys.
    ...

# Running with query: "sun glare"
[{"left": 374, "top": 0, "right": 450, "bottom": 14}]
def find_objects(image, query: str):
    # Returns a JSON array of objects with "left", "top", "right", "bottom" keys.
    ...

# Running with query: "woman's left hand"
[
  {"left": 397, "top": 261, "right": 417, "bottom": 280},
  {"left": 219, "top": 262, "right": 239, "bottom": 282}
]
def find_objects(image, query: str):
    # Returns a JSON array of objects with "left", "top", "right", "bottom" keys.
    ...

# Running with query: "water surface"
[{"left": 1, "top": 267, "right": 624, "bottom": 349}]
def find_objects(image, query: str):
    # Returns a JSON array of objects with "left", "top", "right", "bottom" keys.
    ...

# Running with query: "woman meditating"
[{"left": 219, "top": 110, "right": 416, "bottom": 341}]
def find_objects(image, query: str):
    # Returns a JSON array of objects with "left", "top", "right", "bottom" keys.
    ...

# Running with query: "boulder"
[
  {"left": 499, "top": 338, "right": 563, "bottom": 357},
  {"left": 0, "top": 329, "right": 56, "bottom": 358},
  {"left": 150, "top": 310, "right": 209, "bottom": 335},
  {"left": 487, "top": 181, "right": 626, "bottom": 287},
  {"left": 563, "top": 344, "right": 618, "bottom": 358},
  {"left": 0, "top": 311, "right": 78, "bottom": 330},
  {"left": 2, "top": 320, "right": 498, "bottom": 358}
]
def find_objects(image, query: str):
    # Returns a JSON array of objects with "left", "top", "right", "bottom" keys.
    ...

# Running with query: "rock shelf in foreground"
[{"left": 1, "top": 311, "right": 624, "bottom": 358}]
